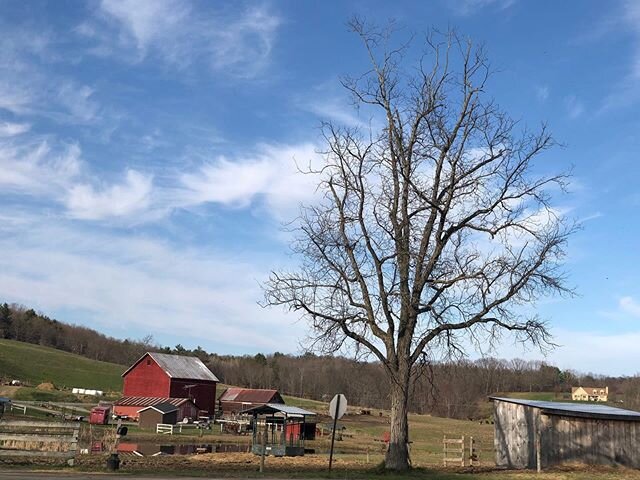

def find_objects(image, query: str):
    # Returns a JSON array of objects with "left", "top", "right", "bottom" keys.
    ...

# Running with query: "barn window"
[{"left": 146, "top": 359, "right": 151, "bottom": 365}]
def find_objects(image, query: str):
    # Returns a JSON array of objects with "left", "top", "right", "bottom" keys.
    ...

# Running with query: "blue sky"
[{"left": 0, "top": 0, "right": 639, "bottom": 375}]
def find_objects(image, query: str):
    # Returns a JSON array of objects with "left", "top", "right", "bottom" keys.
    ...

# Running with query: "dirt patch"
[
  {"left": 73, "top": 451, "right": 369, "bottom": 475},
  {"left": 36, "top": 382, "right": 55, "bottom": 391},
  {"left": 0, "top": 386, "right": 20, "bottom": 397}
]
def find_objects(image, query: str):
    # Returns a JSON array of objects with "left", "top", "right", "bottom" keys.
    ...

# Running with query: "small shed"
[
  {"left": 114, "top": 396, "right": 198, "bottom": 421},
  {"left": 138, "top": 402, "right": 179, "bottom": 430},
  {"left": 491, "top": 396, "right": 640, "bottom": 470},
  {"left": 244, "top": 403, "right": 316, "bottom": 457}
]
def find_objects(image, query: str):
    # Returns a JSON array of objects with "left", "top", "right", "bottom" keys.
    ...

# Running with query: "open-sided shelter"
[
  {"left": 491, "top": 396, "right": 640, "bottom": 470},
  {"left": 244, "top": 403, "right": 316, "bottom": 457}
]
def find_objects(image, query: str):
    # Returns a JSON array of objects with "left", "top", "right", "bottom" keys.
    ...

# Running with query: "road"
[{"left": 0, "top": 473, "right": 305, "bottom": 480}]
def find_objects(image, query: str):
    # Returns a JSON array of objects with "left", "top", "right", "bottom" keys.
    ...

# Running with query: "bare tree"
[{"left": 264, "top": 21, "right": 573, "bottom": 471}]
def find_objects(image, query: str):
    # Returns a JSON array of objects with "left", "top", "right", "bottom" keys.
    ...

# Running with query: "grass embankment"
[{"left": 0, "top": 338, "right": 124, "bottom": 395}]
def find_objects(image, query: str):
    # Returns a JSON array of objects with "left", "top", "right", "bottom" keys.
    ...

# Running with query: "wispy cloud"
[
  {"left": 450, "top": 0, "right": 517, "bottom": 16},
  {"left": 0, "top": 217, "right": 303, "bottom": 352},
  {"left": 66, "top": 170, "right": 153, "bottom": 220},
  {"left": 598, "top": 1, "right": 640, "bottom": 111},
  {"left": 81, "top": 0, "right": 281, "bottom": 78},
  {"left": 179, "top": 143, "right": 321, "bottom": 217},
  {"left": 0, "top": 122, "right": 31, "bottom": 137},
  {"left": 620, "top": 296, "right": 640, "bottom": 318},
  {"left": 0, "top": 139, "right": 83, "bottom": 196},
  {"left": 535, "top": 85, "right": 549, "bottom": 102},
  {"left": 564, "top": 95, "right": 585, "bottom": 119},
  {"left": 0, "top": 25, "right": 100, "bottom": 124}
]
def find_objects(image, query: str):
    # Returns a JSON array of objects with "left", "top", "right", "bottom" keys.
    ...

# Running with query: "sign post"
[{"left": 328, "top": 394, "right": 347, "bottom": 472}]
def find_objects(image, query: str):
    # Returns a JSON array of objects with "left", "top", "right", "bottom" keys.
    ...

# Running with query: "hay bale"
[{"left": 37, "top": 382, "right": 56, "bottom": 391}]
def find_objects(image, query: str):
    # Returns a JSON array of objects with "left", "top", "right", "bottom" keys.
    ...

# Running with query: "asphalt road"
[
  {"left": 0, "top": 473, "right": 300, "bottom": 480},
  {"left": 0, "top": 473, "right": 243, "bottom": 480}
]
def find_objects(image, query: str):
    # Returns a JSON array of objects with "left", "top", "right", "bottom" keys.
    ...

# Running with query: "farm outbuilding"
[
  {"left": 219, "top": 388, "right": 284, "bottom": 415},
  {"left": 113, "top": 396, "right": 197, "bottom": 421},
  {"left": 138, "top": 402, "right": 179, "bottom": 429},
  {"left": 244, "top": 403, "right": 316, "bottom": 457},
  {"left": 121, "top": 352, "right": 219, "bottom": 414},
  {"left": 491, "top": 396, "right": 640, "bottom": 470}
]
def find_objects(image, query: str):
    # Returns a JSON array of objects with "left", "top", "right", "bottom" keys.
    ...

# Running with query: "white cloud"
[
  {"left": 0, "top": 218, "right": 302, "bottom": 352},
  {"left": 0, "top": 27, "right": 99, "bottom": 124},
  {"left": 487, "top": 326, "right": 640, "bottom": 376},
  {"left": 179, "top": 143, "right": 321, "bottom": 217},
  {"left": 535, "top": 85, "right": 549, "bottom": 102},
  {"left": 0, "top": 121, "right": 30, "bottom": 137},
  {"left": 598, "top": 2, "right": 640, "bottom": 111},
  {"left": 99, "top": 0, "right": 190, "bottom": 56},
  {"left": 66, "top": 170, "right": 153, "bottom": 220},
  {"left": 451, "top": 0, "right": 516, "bottom": 16},
  {"left": 85, "top": 0, "right": 281, "bottom": 77},
  {"left": 564, "top": 95, "right": 585, "bottom": 119},
  {"left": 619, "top": 296, "right": 640, "bottom": 318},
  {"left": 0, "top": 139, "right": 83, "bottom": 195}
]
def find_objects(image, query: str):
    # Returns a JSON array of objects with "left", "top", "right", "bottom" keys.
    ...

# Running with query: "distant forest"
[{"left": 2, "top": 302, "right": 640, "bottom": 419}]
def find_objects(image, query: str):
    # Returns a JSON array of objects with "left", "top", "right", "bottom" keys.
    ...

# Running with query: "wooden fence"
[
  {"left": 0, "top": 420, "right": 79, "bottom": 466},
  {"left": 443, "top": 435, "right": 479, "bottom": 467}
]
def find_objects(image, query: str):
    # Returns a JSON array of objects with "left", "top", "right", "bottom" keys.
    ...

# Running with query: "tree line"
[{"left": 2, "top": 302, "right": 639, "bottom": 419}]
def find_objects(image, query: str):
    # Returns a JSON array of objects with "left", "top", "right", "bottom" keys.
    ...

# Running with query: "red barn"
[{"left": 121, "top": 352, "right": 219, "bottom": 415}]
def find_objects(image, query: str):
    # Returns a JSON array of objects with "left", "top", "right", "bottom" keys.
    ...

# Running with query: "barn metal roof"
[
  {"left": 490, "top": 397, "right": 640, "bottom": 422},
  {"left": 242, "top": 403, "right": 316, "bottom": 417},
  {"left": 219, "top": 387, "right": 282, "bottom": 403},
  {"left": 122, "top": 352, "right": 220, "bottom": 382},
  {"left": 115, "top": 396, "right": 194, "bottom": 408}
]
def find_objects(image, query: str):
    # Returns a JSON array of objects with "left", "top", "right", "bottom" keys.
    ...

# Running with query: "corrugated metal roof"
[
  {"left": 149, "top": 352, "right": 220, "bottom": 381},
  {"left": 122, "top": 352, "right": 220, "bottom": 382},
  {"left": 115, "top": 396, "right": 194, "bottom": 407},
  {"left": 219, "top": 388, "right": 282, "bottom": 403},
  {"left": 490, "top": 397, "right": 640, "bottom": 421},
  {"left": 139, "top": 402, "right": 179, "bottom": 414},
  {"left": 242, "top": 403, "right": 316, "bottom": 417}
]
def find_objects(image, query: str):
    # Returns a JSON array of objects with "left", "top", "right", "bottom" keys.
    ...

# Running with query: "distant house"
[
  {"left": 219, "top": 388, "right": 284, "bottom": 415},
  {"left": 571, "top": 386, "right": 608, "bottom": 402},
  {"left": 120, "top": 352, "right": 220, "bottom": 414}
]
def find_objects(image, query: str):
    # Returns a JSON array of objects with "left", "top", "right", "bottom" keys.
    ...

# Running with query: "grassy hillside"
[
  {"left": 0, "top": 338, "right": 124, "bottom": 393},
  {"left": 501, "top": 391, "right": 561, "bottom": 401}
]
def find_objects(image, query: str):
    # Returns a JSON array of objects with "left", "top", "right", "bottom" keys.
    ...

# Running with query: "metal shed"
[
  {"left": 244, "top": 403, "right": 316, "bottom": 457},
  {"left": 491, "top": 396, "right": 640, "bottom": 470}
]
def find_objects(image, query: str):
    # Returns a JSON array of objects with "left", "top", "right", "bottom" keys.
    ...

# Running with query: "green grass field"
[{"left": 0, "top": 338, "right": 124, "bottom": 393}]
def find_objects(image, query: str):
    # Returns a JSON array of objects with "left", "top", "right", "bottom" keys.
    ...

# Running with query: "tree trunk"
[{"left": 385, "top": 374, "right": 411, "bottom": 470}]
